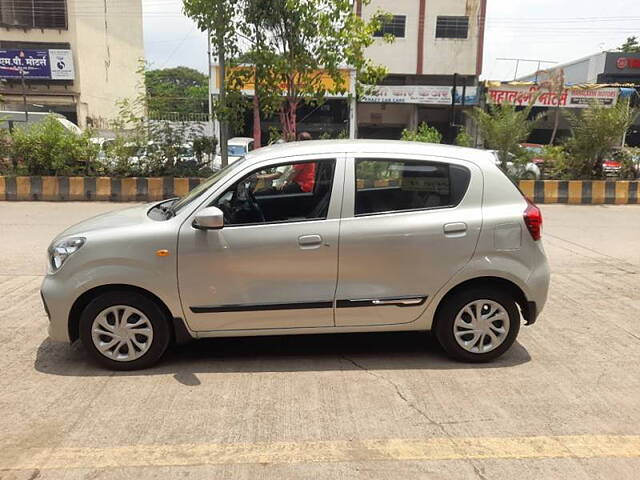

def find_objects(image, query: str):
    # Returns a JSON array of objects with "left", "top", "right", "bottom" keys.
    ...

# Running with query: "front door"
[
  {"left": 178, "top": 156, "right": 342, "bottom": 332},
  {"left": 335, "top": 154, "right": 483, "bottom": 327}
]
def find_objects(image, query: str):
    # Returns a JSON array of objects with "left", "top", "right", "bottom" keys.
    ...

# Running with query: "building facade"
[
  {"left": 516, "top": 51, "right": 640, "bottom": 146},
  {"left": 0, "top": 0, "right": 144, "bottom": 130},
  {"left": 518, "top": 51, "right": 640, "bottom": 86},
  {"left": 356, "top": 0, "right": 487, "bottom": 140}
]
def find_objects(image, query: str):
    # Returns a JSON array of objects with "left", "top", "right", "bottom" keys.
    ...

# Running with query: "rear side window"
[{"left": 355, "top": 159, "right": 470, "bottom": 216}]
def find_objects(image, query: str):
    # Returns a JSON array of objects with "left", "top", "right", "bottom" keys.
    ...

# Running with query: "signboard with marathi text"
[
  {"left": 0, "top": 49, "right": 74, "bottom": 80},
  {"left": 360, "top": 85, "right": 479, "bottom": 105},
  {"left": 487, "top": 85, "right": 618, "bottom": 109}
]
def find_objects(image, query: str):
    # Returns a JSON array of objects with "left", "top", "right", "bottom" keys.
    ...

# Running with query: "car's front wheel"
[
  {"left": 435, "top": 287, "right": 520, "bottom": 363},
  {"left": 79, "top": 291, "right": 170, "bottom": 370}
]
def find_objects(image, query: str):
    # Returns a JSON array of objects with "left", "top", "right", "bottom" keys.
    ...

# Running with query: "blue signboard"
[{"left": 0, "top": 49, "right": 74, "bottom": 80}]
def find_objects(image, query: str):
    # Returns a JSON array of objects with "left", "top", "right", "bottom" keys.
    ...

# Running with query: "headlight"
[{"left": 48, "top": 237, "right": 85, "bottom": 273}]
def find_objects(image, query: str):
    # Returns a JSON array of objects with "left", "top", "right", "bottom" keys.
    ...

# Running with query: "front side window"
[
  {"left": 435, "top": 16, "right": 469, "bottom": 39},
  {"left": 355, "top": 159, "right": 470, "bottom": 216},
  {"left": 213, "top": 159, "right": 336, "bottom": 226},
  {"left": 373, "top": 15, "right": 406, "bottom": 38}
]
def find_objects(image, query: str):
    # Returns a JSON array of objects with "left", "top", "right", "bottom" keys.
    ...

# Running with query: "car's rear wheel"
[
  {"left": 79, "top": 291, "right": 170, "bottom": 370},
  {"left": 435, "top": 288, "right": 520, "bottom": 363}
]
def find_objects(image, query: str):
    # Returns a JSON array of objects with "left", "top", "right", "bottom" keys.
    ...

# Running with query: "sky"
[{"left": 143, "top": 0, "right": 640, "bottom": 80}]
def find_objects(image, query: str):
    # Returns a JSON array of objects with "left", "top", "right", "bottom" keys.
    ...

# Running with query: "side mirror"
[{"left": 193, "top": 206, "right": 224, "bottom": 230}]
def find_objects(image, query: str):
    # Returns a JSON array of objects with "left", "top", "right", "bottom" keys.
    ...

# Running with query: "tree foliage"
[
  {"left": 145, "top": 67, "right": 208, "bottom": 114},
  {"left": 564, "top": 100, "right": 639, "bottom": 178},
  {"left": 401, "top": 123, "right": 442, "bottom": 144},
  {"left": 620, "top": 36, "right": 640, "bottom": 53},
  {"left": 469, "top": 102, "right": 541, "bottom": 170},
  {"left": 7, "top": 116, "right": 98, "bottom": 176},
  {"left": 183, "top": 0, "right": 390, "bottom": 142}
]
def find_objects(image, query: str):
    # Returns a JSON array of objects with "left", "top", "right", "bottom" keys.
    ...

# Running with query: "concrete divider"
[
  {"left": 518, "top": 180, "right": 639, "bottom": 204},
  {"left": 0, "top": 176, "right": 206, "bottom": 202},
  {"left": 1, "top": 176, "right": 639, "bottom": 204}
]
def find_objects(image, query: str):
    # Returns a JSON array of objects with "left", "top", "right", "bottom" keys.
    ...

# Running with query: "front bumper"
[{"left": 40, "top": 275, "right": 73, "bottom": 343}]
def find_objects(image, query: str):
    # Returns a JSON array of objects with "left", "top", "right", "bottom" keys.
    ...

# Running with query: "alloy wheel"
[
  {"left": 453, "top": 299, "right": 510, "bottom": 354},
  {"left": 91, "top": 305, "right": 154, "bottom": 362}
]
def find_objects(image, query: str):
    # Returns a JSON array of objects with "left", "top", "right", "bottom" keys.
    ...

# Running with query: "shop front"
[{"left": 357, "top": 84, "right": 479, "bottom": 140}]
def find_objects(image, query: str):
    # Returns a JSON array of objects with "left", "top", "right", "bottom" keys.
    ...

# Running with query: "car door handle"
[
  {"left": 298, "top": 234, "right": 323, "bottom": 248},
  {"left": 443, "top": 222, "right": 467, "bottom": 235}
]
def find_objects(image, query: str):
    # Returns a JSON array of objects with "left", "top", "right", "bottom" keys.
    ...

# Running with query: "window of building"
[
  {"left": 355, "top": 159, "right": 470, "bottom": 216},
  {"left": 373, "top": 15, "right": 406, "bottom": 39},
  {"left": 0, "top": 0, "right": 67, "bottom": 29},
  {"left": 212, "top": 159, "right": 336, "bottom": 226},
  {"left": 435, "top": 16, "right": 469, "bottom": 39}
]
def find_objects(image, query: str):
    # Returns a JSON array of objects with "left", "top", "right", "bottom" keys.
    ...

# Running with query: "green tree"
[
  {"left": 183, "top": 0, "right": 243, "bottom": 166},
  {"left": 469, "top": 102, "right": 541, "bottom": 170},
  {"left": 9, "top": 115, "right": 98, "bottom": 176},
  {"left": 244, "top": 0, "right": 389, "bottom": 141},
  {"left": 539, "top": 68, "right": 566, "bottom": 145},
  {"left": 401, "top": 123, "right": 443, "bottom": 143},
  {"left": 620, "top": 36, "right": 640, "bottom": 53},
  {"left": 454, "top": 128, "right": 474, "bottom": 147},
  {"left": 564, "top": 100, "right": 639, "bottom": 178},
  {"left": 145, "top": 67, "right": 208, "bottom": 114}
]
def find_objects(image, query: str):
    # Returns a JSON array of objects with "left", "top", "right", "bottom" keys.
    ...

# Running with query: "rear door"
[{"left": 335, "top": 154, "right": 482, "bottom": 327}]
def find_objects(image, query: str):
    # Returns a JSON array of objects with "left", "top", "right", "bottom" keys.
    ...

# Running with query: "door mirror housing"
[{"left": 193, "top": 206, "right": 224, "bottom": 230}]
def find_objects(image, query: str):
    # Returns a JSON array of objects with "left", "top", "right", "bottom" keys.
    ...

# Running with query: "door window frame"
[
  {"left": 342, "top": 153, "right": 476, "bottom": 219},
  {"left": 183, "top": 153, "right": 346, "bottom": 230}
]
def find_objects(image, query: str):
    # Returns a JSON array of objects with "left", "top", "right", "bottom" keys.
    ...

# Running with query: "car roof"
[
  {"left": 244, "top": 140, "right": 494, "bottom": 166},
  {"left": 228, "top": 137, "right": 254, "bottom": 145}
]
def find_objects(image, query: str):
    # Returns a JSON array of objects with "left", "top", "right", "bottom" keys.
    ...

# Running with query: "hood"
[{"left": 54, "top": 203, "right": 153, "bottom": 241}]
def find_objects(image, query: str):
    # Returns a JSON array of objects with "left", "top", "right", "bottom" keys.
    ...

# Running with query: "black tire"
[
  {"left": 79, "top": 291, "right": 170, "bottom": 370},
  {"left": 434, "top": 287, "right": 521, "bottom": 363}
]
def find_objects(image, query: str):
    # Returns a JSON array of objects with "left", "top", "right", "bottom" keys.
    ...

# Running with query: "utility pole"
[
  {"left": 207, "top": 30, "right": 215, "bottom": 163},
  {"left": 215, "top": 28, "right": 229, "bottom": 168},
  {"left": 19, "top": 51, "right": 28, "bottom": 122}
]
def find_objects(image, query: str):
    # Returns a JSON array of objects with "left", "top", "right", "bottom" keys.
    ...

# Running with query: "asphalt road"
[{"left": 1, "top": 202, "right": 639, "bottom": 479}]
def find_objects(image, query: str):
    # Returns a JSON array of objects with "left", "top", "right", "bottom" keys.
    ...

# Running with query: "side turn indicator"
[{"left": 156, "top": 249, "right": 170, "bottom": 257}]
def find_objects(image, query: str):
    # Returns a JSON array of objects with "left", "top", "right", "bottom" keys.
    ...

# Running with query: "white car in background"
[
  {"left": 488, "top": 150, "right": 541, "bottom": 180},
  {"left": 212, "top": 137, "right": 254, "bottom": 170}
]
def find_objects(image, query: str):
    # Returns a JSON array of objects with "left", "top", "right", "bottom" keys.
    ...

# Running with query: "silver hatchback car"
[{"left": 41, "top": 140, "right": 550, "bottom": 370}]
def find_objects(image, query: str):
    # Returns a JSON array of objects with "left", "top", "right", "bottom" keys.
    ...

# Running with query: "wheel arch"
[
  {"left": 68, "top": 284, "right": 191, "bottom": 344},
  {"left": 432, "top": 276, "right": 529, "bottom": 330}
]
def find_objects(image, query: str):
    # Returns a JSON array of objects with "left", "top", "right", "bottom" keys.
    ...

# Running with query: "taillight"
[{"left": 524, "top": 199, "right": 542, "bottom": 241}]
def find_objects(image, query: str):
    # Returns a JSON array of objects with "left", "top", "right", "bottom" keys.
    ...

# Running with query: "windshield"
[
  {"left": 171, "top": 157, "right": 248, "bottom": 214},
  {"left": 228, "top": 145, "right": 247, "bottom": 156},
  {"left": 525, "top": 146, "right": 543, "bottom": 155}
]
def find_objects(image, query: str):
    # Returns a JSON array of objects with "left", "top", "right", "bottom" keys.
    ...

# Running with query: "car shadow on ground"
[{"left": 34, "top": 331, "right": 531, "bottom": 381}]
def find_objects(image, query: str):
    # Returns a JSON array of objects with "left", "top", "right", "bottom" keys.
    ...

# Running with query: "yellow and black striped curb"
[
  {"left": 519, "top": 180, "right": 640, "bottom": 204},
  {"left": 0, "top": 177, "right": 639, "bottom": 204},
  {"left": 0, "top": 176, "right": 205, "bottom": 202}
]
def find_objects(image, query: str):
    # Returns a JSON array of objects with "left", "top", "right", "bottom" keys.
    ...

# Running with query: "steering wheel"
[{"left": 229, "top": 180, "right": 265, "bottom": 224}]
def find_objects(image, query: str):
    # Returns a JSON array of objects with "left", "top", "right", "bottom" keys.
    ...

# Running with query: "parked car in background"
[
  {"left": 212, "top": 137, "right": 254, "bottom": 170},
  {"left": 602, "top": 157, "right": 622, "bottom": 177},
  {"left": 520, "top": 144, "right": 545, "bottom": 166},
  {"left": 488, "top": 150, "right": 541, "bottom": 180},
  {"left": 520, "top": 143, "right": 549, "bottom": 178},
  {"left": 41, "top": 140, "right": 550, "bottom": 370}
]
